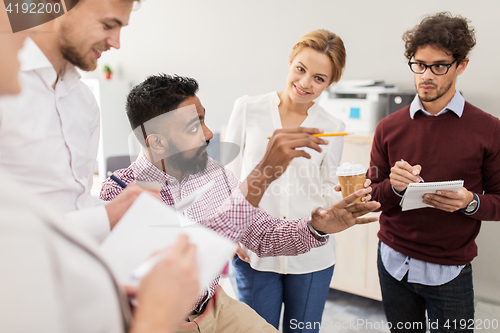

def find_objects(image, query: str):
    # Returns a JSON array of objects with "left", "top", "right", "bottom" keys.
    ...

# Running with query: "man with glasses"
[{"left": 368, "top": 12, "right": 500, "bottom": 332}]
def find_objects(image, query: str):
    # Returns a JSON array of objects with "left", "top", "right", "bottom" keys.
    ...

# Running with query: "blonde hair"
[{"left": 289, "top": 29, "right": 346, "bottom": 83}]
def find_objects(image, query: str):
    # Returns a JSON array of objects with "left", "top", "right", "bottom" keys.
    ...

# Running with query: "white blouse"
[{"left": 225, "top": 92, "right": 345, "bottom": 274}]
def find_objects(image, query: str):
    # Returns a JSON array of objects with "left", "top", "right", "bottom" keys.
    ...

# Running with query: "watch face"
[{"left": 466, "top": 200, "right": 478, "bottom": 213}]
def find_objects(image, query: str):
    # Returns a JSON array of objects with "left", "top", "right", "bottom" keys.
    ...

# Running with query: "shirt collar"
[
  {"left": 132, "top": 150, "right": 177, "bottom": 185},
  {"left": 19, "top": 38, "right": 82, "bottom": 91},
  {"left": 409, "top": 89, "right": 465, "bottom": 119},
  {"left": 19, "top": 38, "right": 53, "bottom": 72}
]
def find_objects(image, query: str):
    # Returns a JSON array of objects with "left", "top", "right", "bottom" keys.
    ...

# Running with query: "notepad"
[
  {"left": 400, "top": 180, "right": 464, "bottom": 211},
  {"left": 100, "top": 193, "right": 237, "bottom": 291}
]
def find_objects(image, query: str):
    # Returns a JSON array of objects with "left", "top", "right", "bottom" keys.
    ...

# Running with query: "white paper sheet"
[
  {"left": 100, "top": 193, "right": 236, "bottom": 291},
  {"left": 400, "top": 180, "right": 464, "bottom": 211}
]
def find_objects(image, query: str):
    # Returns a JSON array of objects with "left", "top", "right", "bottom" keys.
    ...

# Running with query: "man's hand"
[
  {"left": 390, "top": 160, "right": 423, "bottom": 193},
  {"left": 422, "top": 187, "right": 474, "bottom": 213},
  {"left": 242, "top": 127, "right": 327, "bottom": 207},
  {"left": 105, "top": 182, "right": 161, "bottom": 229},
  {"left": 131, "top": 235, "right": 199, "bottom": 333},
  {"left": 310, "top": 188, "right": 381, "bottom": 234},
  {"left": 233, "top": 244, "right": 250, "bottom": 263}
]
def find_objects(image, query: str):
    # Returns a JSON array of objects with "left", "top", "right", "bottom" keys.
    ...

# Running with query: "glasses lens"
[
  {"left": 431, "top": 64, "right": 448, "bottom": 75},
  {"left": 410, "top": 63, "right": 426, "bottom": 73}
]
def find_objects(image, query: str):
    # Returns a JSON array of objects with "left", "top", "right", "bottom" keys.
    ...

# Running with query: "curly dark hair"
[
  {"left": 403, "top": 12, "right": 476, "bottom": 63},
  {"left": 126, "top": 74, "right": 199, "bottom": 133}
]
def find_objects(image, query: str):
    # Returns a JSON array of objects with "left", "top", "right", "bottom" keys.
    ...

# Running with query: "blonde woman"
[{"left": 225, "top": 29, "right": 347, "bottom": 332}]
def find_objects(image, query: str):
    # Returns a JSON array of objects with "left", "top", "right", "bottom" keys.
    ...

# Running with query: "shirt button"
[{"left": 283, "top": 216, "right": 286, "bottom": 219}]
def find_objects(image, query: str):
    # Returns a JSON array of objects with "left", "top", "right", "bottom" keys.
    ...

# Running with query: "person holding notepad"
[
  {"left": 225, "top": 29, "right": 352, "bottom": 332},
  {"left": 0, "top": 6, "right": 201, "bottom": 333},
  {"left": 368, "top": 12, "right": 500, "bottom": 333}
]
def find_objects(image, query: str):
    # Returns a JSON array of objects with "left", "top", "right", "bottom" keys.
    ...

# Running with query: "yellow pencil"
[
  {"left": 267, "top": 132, "right": 350, "bottom": 139},
  {"left": 312, "top": 132, "right": 350, "bottom": 137}
]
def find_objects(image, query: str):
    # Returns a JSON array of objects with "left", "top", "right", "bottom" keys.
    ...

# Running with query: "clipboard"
[{"left": 400, "top": 180, "right": 464, "bottom": 211}]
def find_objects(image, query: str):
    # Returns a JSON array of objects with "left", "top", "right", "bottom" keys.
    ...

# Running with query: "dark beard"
[{"left": 168, "top": 145, "right": 209, "bottom": 176}]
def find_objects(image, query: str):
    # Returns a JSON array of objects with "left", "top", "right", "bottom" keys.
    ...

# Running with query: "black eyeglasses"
[{"left": 408, "top": 59, "right": 458, "bottom": 75}]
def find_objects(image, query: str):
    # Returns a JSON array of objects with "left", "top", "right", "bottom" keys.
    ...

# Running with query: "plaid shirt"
[{"left": 100, "top": 152, "right": 327, "bottom": 312}]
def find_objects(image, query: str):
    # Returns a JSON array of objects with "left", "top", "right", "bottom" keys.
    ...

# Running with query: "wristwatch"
[
  {"left": 463, "top": 192, "right": 479, "bottom": 214},
  {"left": 307, "top": 220, "right": 327, "bottom": 241}
]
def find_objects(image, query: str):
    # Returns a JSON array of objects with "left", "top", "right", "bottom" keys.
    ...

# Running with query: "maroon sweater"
[{"left": 369, "top": 102, "right": 500, "bottom": 265}]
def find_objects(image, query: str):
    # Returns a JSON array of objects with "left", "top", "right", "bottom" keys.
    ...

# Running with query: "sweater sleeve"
[
  {"left": 471, "top": 120, "right": 500, "bottom": 221},
  {"left": 224, "top": 96, "right": 248, "bottom": 181},
  {"left": 368, "top": 120, "right": 404, "bottom": 211}
]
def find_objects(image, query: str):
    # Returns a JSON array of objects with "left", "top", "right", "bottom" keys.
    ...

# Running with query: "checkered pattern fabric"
[{"left": 100, "top": 152, "right": 327, "bottom": 312}]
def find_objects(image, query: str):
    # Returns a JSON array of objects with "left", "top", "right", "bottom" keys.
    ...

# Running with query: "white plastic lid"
[{"left": 336, "top": 162, "right": 367, "bottom": 177}]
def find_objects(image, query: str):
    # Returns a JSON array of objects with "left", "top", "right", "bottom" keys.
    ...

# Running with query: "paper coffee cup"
[{"left": 336, "top": 162, "right": 367, "bottom": 203}]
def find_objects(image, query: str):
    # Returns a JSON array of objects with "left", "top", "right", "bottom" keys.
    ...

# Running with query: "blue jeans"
[
  {"left": 232, "top": 256, "right": 334, "bottom": 333},
  {"left": 377, "top": 244, "right": 474, "bottom": 333}
]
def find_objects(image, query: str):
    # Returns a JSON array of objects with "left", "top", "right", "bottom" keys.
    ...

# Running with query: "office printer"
[{"left": 317, "top": 80, "right": 398, "bottom": 135}]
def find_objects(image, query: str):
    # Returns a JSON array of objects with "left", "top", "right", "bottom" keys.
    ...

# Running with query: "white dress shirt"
[
  {"left": 225, "top": 92, "right": 345, "bottom": 274},
  {"left": 0, "top": 38, "right": 110, "bottom": 242}
]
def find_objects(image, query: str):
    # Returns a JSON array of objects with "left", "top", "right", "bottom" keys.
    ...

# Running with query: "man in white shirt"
[{"left": 0, "top": 0, "right": 147, "bottom": 242}]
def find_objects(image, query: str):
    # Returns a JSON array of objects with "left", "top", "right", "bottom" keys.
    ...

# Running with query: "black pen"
[{"left": 110, "top": 174, "right": 128, "bottom": 189}]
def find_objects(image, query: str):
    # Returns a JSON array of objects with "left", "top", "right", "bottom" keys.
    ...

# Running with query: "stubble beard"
[
  {"left": 417, "top": 79, "right": 453, "bottom": 103},
  {"left": 58, "top": 24, "right": 98, "bottom": 71}
]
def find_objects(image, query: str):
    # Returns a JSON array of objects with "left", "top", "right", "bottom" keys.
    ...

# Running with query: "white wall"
[
  {"left": 84, "top": 0, "right": 500, "bottom": 303},
  {"left": 84, "top": 0, "right": 500, "bottom": 132}
]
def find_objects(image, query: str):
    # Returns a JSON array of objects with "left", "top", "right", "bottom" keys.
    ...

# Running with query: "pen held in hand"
[
  {"left": 400, "top": 159, "right": 424, "bottom": 182},
  {"left": 267, "top": 132, "right": 350, "bottom": 139},
  {"left": 110, "top": 174, "right": 128, "bottom": 189},
  {"left": 131, "top": 252, "right": 165, "bottom": 281}
]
